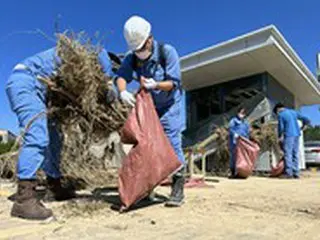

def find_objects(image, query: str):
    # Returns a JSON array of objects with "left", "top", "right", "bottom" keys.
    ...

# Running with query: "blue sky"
[{"left": 0, "top": 0, "right": 319, "bottom": 134}]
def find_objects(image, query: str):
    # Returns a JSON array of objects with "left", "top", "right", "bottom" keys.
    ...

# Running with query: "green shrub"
[
  {"left": 304, "top": 126, "right": 320, "bottom": 141},
  {"left": 0, "top": 141, "right": 18, "bottom": 155}
]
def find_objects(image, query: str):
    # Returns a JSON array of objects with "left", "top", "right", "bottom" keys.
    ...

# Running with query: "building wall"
[
  {"left": 0, "top": 130, "right": 16, "bottom": 144},
  {"left": 7, "top": 132, "right": 16, "bottom": 142},
  {"left": 0, "top": 130, "right": 8, "bottom": 143},
  {"left": 266, "top": 74, "right": 295, "bottom": 108},
  {"left": 186, "top": 73, "right": 296, "bottom": 129},
  {"left": 184, "top": 72, "right": 297, "bottom": 146},
  {"left": 184, "top": 73, "right": 266, "bottom": 146},
  {"left": 186, "top": 73, "right": 265, "bottom": 130}
]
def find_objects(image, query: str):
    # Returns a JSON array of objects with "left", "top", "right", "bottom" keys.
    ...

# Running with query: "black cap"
[{"left": 273, "top": 103, "right": 285, "bottom": 114}]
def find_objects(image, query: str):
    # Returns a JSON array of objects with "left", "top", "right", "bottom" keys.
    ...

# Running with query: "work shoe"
[
  {"left": 43, "top": 177, "right": 76, "bottom": 202},
  {"left": 278, "top": 174, "right": 293, "bottom": 179},
  {"left": 165, "top": 168, "right": 185, "bottom": 207},
  {"left": 11, "top": 180, "right": 53, "bottom": 220},
  {"left": 228, "top": 174, "right": 239, "bottom": 179},
  {"left": 293, "top": 175, "right": 300, "bottom": 179}
]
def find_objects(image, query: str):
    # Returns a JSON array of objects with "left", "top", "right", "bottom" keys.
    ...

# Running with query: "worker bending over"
[
  {"left": 116, "top": 16, "right": 186, "bottom": 207},
  {"left": 273, "top": 103, "right": 310, "bottom": 179},
  {"left": 6, "top": 47, "right": 114, "bottom": 220}
]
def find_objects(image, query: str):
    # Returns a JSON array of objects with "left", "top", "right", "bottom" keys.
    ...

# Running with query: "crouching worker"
[
  {"left": 273, "top": 103, "right": 310, "bottom": 179},
  {"left": 229, "top": 108, "right": 250, "bottom": 178},
  {"left": 116, "top": 16, "right": 186, "bottom": 207},
  {"left": 6, "top": 47, "right": 114, "bottom": 220}
]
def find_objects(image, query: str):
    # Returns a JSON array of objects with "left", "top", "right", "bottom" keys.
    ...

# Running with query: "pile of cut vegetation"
[{"left": 0, "top": 32, "right": 130, "bottom": 188}]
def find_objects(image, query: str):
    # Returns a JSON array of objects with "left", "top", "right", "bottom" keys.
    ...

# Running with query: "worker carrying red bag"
[
  {"left": 115, "top": 15, "right": 186, "bottom": 207},
  {"left": 229, "top": 108, "right": 260, "bottom": 178}
]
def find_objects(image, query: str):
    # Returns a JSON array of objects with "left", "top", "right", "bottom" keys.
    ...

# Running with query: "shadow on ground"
[{"left": 87, "top": 187, "right": 168, "bottom": 212}]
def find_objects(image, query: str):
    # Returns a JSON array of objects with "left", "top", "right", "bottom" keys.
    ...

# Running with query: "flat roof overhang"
[{"left": 181, "top": 25, "right": 320, "bottom": 106}]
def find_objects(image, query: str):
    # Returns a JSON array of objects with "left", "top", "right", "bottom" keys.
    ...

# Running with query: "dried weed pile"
[
  {"left": 0, "top": 152, "right": 18, "bottom": 179},
  {"left": 0, "top": 33, "right": 130, "bottom": 188},
  {"left": 50, "top": 33, "right": 129, "bottom": 188},
  {"left": 250, "top": 123, "right": 279, "bottom": 152}
]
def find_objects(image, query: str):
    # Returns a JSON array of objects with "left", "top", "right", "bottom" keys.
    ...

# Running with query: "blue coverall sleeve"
[
  {"left": 296, "top": 111, "right": 311, "bottom": 126},
  {"left": 98, "top": 49, "right": 114, "bottom": 78},
  {"left": 278, "top": 115, "right": 284, "bottom": 138},
  {"left": 116, "top": 54, "right": 134, "bottom": 84},
  {"left": 229, "top": 118, "right": 235, "bottom": 129},
  {"left": 229, "top": 118, "right": 237, "bottom": 135},
  {"left": 163, "top": 45, "right": 181, "bottom": 88},
  {"left": 228, "top": 118, "right": 237, "bottom": 145}
]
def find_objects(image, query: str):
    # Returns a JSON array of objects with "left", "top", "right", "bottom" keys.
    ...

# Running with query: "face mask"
[
  {"left": 135, "top": 50, "right": 151, "bottom": 60},
  {"left": 238, "top": 113, "right": 245, "bottom": 119}
]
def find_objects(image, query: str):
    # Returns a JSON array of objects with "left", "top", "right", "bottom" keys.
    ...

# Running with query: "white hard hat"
[{"left": 123, "top": 16, "right": 151, "bottom": 51}]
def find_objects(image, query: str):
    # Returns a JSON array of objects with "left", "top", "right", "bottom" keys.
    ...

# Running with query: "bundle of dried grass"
[
  {"left": 208, "top": 127, "right": 230, "bottom": 174},
  {"left": 250, "top": 123, "right": 279, "bottom": 152},
  {"left": 49, "top": 33, "right": 129, "bottom": 188},
  {"left": 0, "top": 33, "right": 130, "bottom": 188},
  {"left": 200, "top": 127, "right": 230, "bottom": 176},
  {"left": 0, "top": 152, "right": 17, "bottom": 179}
]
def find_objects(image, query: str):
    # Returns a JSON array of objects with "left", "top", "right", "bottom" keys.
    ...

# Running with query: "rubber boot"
[
  {"left": 43, "top": 177, "right": 76, "bottom": 202},
  {"left": 165, "top": 167, "right": 185, "bottom": 207},
  {"left": 11, "top": 180, "right": 53, "bottom": 220}
]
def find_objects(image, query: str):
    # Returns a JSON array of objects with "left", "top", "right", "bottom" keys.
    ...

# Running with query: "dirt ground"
[{"left": 1, "top": 172, "right": 320, "bottom": 240}]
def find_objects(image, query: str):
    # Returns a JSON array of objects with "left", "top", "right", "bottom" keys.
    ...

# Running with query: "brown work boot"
[
  {"left": 11, "top": 180, "right": 53, "bottom": 220},
  {"left": 43, "top": 177, "right": 75, "bottom": 202}
]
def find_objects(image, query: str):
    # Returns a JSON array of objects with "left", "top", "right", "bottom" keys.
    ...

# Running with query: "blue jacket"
[
  {"left": 229, "top": 116, "right": 250, "bottom": 146},
  {"left": 20, "top": 47, "right": 114, "bottom": 79},
  {"left": 277, "top": 108, "right": 310, "bottom": 138},
  {"left": 8, "top": 47, "right": 114, "bottom": 104},
  {"left": 116, "top": 40, "right": 185, "bottom": 131}
]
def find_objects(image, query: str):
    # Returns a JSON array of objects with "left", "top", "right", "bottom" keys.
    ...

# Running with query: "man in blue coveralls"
[
  {"left": 229, "top": 108, "right": 250, "bottom": 178},
  {"left": 273, "top": 103, "right": 310, "bottom": 179},
  {"left": 6, "top": 47, "right": 114, "bottom": 220},
  {"left": 116, "top": 16, "right": 186, "bottom": 207}
]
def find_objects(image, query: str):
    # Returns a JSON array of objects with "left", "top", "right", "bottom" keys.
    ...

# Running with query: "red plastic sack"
[
  {"left": 270, "top": 158, "right": 284, "bottom": 177},
  {"left": 236, "top": 136, "right": 260, "bottom": 178},
  {"left": 119, "top": 90, "right": 182, "bottom": 210}
]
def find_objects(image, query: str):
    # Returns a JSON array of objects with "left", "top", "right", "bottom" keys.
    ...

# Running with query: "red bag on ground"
[
  {"left": 270, "top": 158, "right": 284, "bottom": 177},
  {"left": 119, "top": 90, "right": 182, "bottom": 210},
  {"left": 236, "top": 136, "right": 260, "bottom": 178}
]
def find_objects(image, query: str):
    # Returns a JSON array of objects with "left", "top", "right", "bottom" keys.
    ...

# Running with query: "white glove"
[
  {"left": 233, "top": 133, "right": 239, "bottom": 145},
  {"left": 120, "top": 90, "right": 136, "bottom": 107},
  {"left": 143, "top": 78, "right": 158, "bottom": 90}
]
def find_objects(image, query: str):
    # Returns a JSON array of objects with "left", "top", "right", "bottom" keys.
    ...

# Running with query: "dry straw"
[{"left": 1, "top": 32, "right": 130, "bottom": 188}]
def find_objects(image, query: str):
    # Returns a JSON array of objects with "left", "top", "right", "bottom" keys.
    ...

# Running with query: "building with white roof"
[{"left": 181, "top": 25, "right": 320, "bottom": 146}]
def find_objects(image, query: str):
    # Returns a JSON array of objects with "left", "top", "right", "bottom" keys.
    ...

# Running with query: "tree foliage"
[
  {"left": 0, "top": 141, "right": 17, "bottom": 155},
  {"left": 304, "top": 125, "right": 320, "bottom": 141}
]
